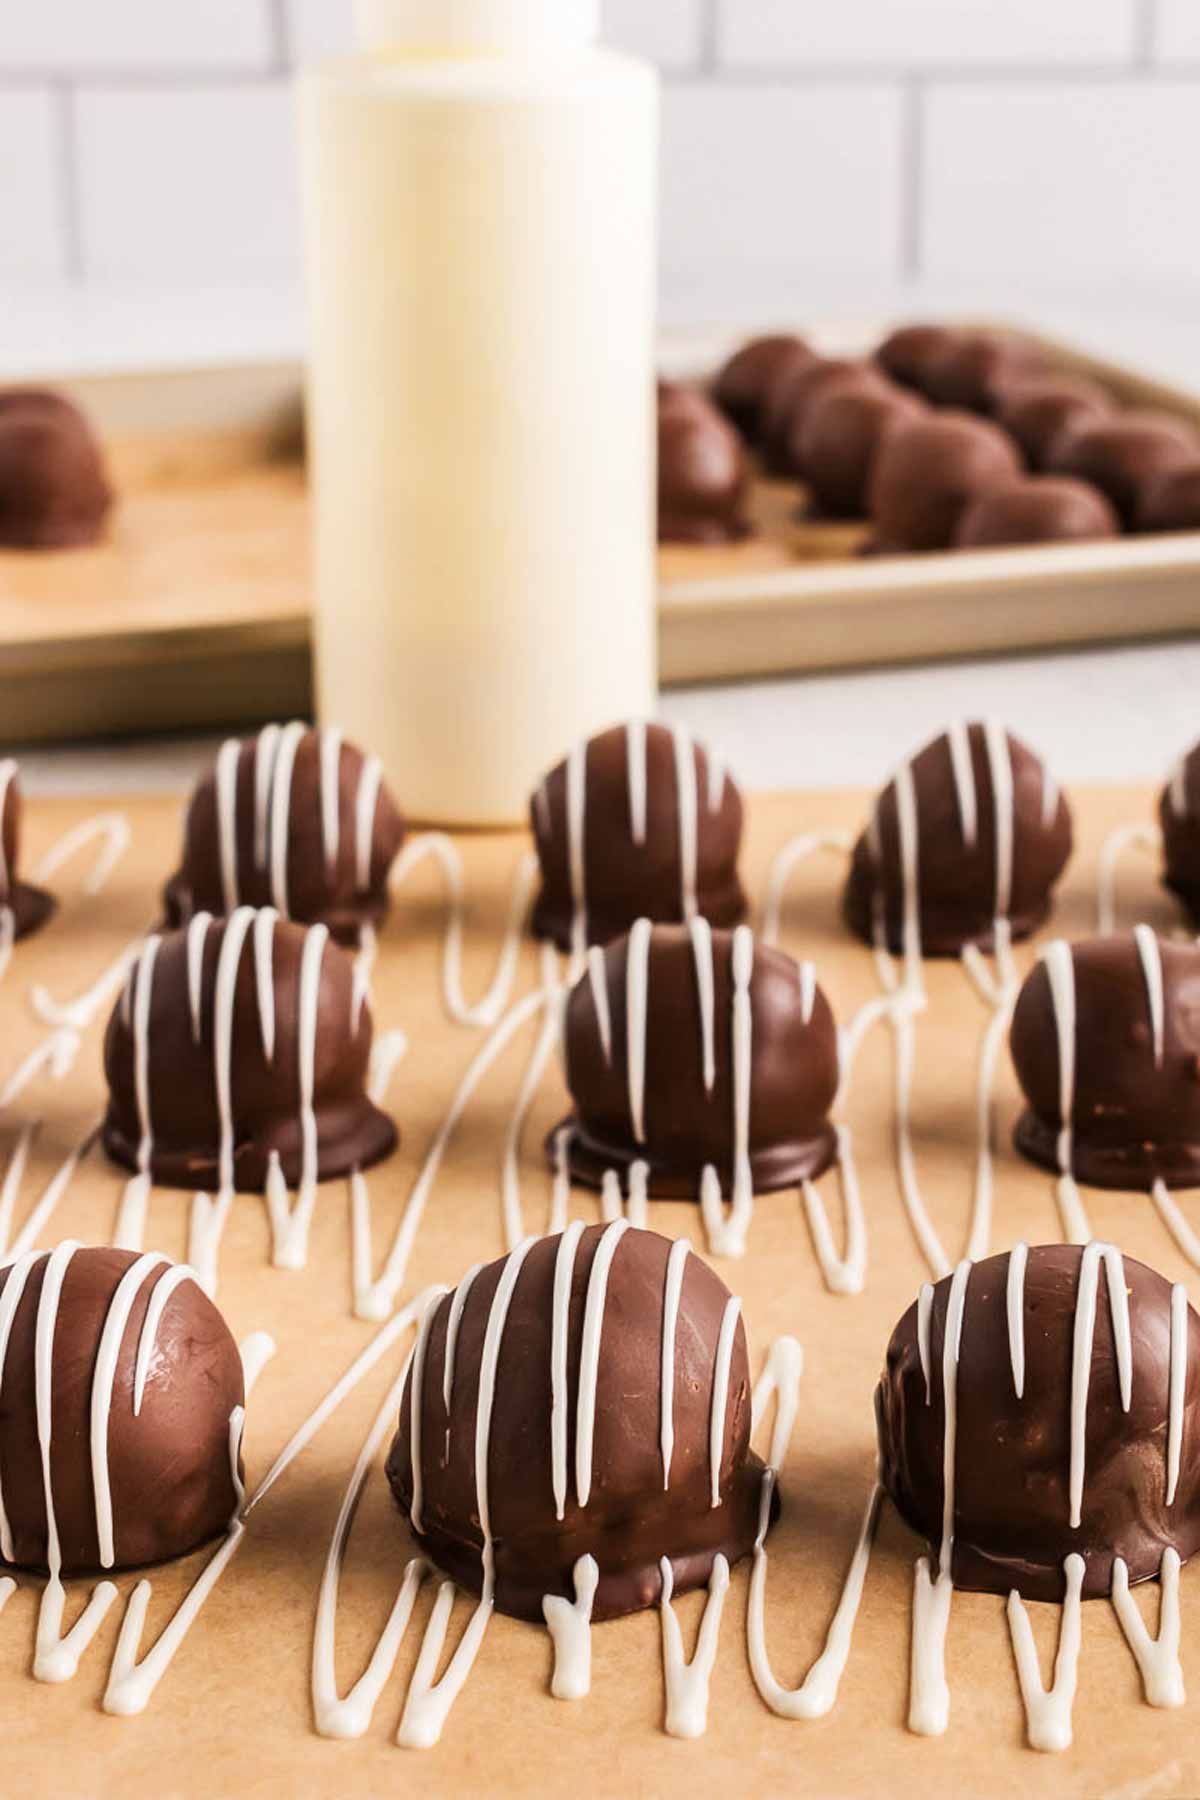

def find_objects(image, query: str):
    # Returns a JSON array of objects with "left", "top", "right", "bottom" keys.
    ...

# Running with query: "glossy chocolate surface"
[
  {"left": 869, "top": 411, "right": 1023, "bottom": 552},
  {"left": 0, "top": 387, "right": 112, "bottom": 551},
  {"left": 658, "top": 383, "right": 749, "bottom": 544},
  {"left": 953, "top": 476, "right": 1119, "bottom": 549}
]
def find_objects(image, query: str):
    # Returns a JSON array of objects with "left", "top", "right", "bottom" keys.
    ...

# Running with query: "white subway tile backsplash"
[
  {"left": 0, "top": 88, "right": 64, "bottom": 275},
  {"left": 1154, "top": 0, "right": 1200, "bottom": 62},
  {"left": 602, "top": 0, "right": 702, "bottom": 69},
  {"left": 922, "top": 83, "right": 1200, "bottom": 291},
  {"left": 76, "top": 85, "right": 299, "bottom": 278},
  {"left": 286, "top": 0, "right": 354, "bottom": 61},
  {"left": 0, "top": 1, "right": 273, "bottom": 73},
  {"left": 661, "top": 84, "right": 903, "bottom": 296},
  {"left": 717, "top": 0, "right": 1137, "bottom": 68}
]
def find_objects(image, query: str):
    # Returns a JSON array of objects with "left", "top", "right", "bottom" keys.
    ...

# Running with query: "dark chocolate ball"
[
  {"left": 844, "top": 721, "right": 1072, "bottom": 957},
  {"left": 0, "top": 759, "right": 55, "bottom": 941},
  {"left": 1161, "top": 741, "right": 1200, "bottom": 925},
  {"left": 1012, "top": 932, "right": 1200, "bottom": 1190},
  {"left": 869, "top": 411, "right": 1023, "bottom": 552},
  {"left": 921, "top": 330, "right": 1047, "bottom": 413},
  {"left": 877, "top": 1245, "right": 1200, "bottom": 1601},
  {"left": 1138, "top": 462, "right": 1200, "bottom": 533},
  {"left": 163, "top": 725, "right": 405, "bottom": 947},
  {"left": 1048, "top": 413, "right": 1199, "bottom": 526},
  {"left": 386, "top": 1225, "right": 767, "bottom": 1621},
  {"left": 658, "top": 384, "right": 749, "bottom": 544},
  {"left": 712, "top": 334, "right": 814, "bottom": 441},
  {"left": 875, "top": 323, "right": 960, "bottom": 393},
  {"left": 763, "top": 358, "right": 885, "bottom": 479},
  {"left": 0, "top": 1245, "right": 244, "bottom": 1575},
  {"left": 554, "top": 921, "right": 839, "bottom": 1198},
  {"left": 994, "top": 375, "right": 1113, "bottom": 468},
  {"left": 0, "top": 387, "right": 112, "bottom": 551},
  {"left": 530, "top": 722, "right": 746, "bottom": 953},
  {"left": 798, "top": 379, "right": 927, "bottom": 518},
  {"left": 953, "top": 476, "right": 1119, "bottom": 549},
  {"left": 103, "top": 910, "right": 397, "bottom": 1193}
]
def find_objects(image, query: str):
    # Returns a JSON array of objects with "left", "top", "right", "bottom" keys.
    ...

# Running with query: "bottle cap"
[{"left": 356, "top": 0, "right": 599, "bottom": 52}]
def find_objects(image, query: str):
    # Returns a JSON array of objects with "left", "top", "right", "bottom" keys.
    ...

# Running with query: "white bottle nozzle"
[{"left": 355, "top": 0, "right": 599, "bottom": 52}]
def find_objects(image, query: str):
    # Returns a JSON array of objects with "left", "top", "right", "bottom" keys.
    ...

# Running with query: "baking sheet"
[{"left": 0, "top": 781, "right": 1194, "bottom": 1800}]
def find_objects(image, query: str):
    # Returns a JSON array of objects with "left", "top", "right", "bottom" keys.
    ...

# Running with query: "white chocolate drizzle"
[
  {"left": 671, "top": 724, "right": 699, "bottom": 923},
  {"left": 1096, "top": 822, "right": 1161, "bottom": 935},
  {"left": 908, "top": 1257, "right": 969, "bottom": 1738},
  {"left": 659, "top": 1236, "right": 690, "bottom": 1488},
  {"left": 708, "top": 1296, "right": 741, "bottom": 1507},
  {"left": 1007, "top": 1241, "right": 1028, "bottom": 1398},
  {"left": 543, "top": 1555, "right": 597, "bottom": 1701},
  {"left": 625, "top": 918, "right": 652, "bottom": 1144},
  {"left": 551, "top": 1220, "right": 586, "bottom": 1519},
  {"left": 575, "top": 1219, "right": 629, "bottom": 1509},
  {"left": 1069, "top": 1242, "right": 1132, "bottom": 1529},
  {"left": 1112, "top": 1549, "right": 1185, "bottom": 1709},
  {"left": 1134, "top": 924, "right": 1166, "bottom": 1066},
  {"left": 625, "top": 720, "right": 648, "bottom": 845},
  {"left": 946, "top": 720, "right": 977, "bottom": 847},
  {"left": 586, "top": 945, "right": 612, "bottom": 1063},
  {"left": 659, "top": 1553, "right": 729, "bottom": 1738},
  {"left": 1168, "top": 1282, "right": 1188, "bottom": 1506},
  {"left": 688, "top": 916, "right": 717, "bottom": 1093},
  {"left": 1007, "top": 1554, "right": 1085, "bottom": 1752}
]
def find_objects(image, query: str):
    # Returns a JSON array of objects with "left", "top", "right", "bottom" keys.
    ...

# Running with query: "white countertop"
[{"left": 3, "top": 280, "right": 1199, "bottom": 799}]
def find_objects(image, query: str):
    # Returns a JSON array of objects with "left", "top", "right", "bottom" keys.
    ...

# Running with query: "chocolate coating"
[
  {"left": 712, "top": 334, "right": 814, "bottom": 441},
  {"left": 1049, "top": 413, "right": 1199, "bottom": 526},
  {"left": 764, "top": 358, "right": 884, "bottom": 479},
  {"left": 0, "top": 762, "right": 55, "bottom": 941},
  {"left": 953, "top": 475, "right": 1119, "bottom": 549},
  {"left": 531, "top": 722, "right": 746, "bottom": 952},
  {"left": 921, "top": 330, "right": 1047, "bottom": 413},
  {"left": 845, "top": 723, "right": 1072, "bottom": 957},
  {"left": 658, "top": 383, "right": 749, "bottom": 544},
  {"left": 386, "top": 1226, "right": 768, "bottom": 1621},
  {"left": 0, "top": 388, "right": 112, "bottom": 550},
  {"left": 0, "top": 1248, "right": 243, "bottom": 1575},
  {"left": 869, "top": 411, "right": 1023, "bottom": 552},
  {"left": 877, "top": 1246, "right": 1200, "bottom": 1601},
  {"left": 1162, "top": 742, "right": 1200, "bottom": 925},
  {"left": 994, "top": 375, "right": 1113, "bottom": 468},
  {"left": 875, "top": 324, "right": 959, "bottom": 393},
  {"left": 103, "top": 913, "right": 397, "bottom": 1192},
  {"left": 553, "top": 923, "right": 839, "bottom": 1197},
  {"left": 798, "top": 379, "right": 927, "bottom": 518},
  {"left": 1138, "top": 462, "right": 1200, "bottom": 534},
  {"left": 1012, "top": 932, "right": 1200, "bottom": 1190},
  {"left": 164, "top": 727, "right": 405, "bottom": 946}
]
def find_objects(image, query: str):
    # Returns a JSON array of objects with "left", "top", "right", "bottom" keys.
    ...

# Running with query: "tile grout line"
[
  {"left": 697, "top": 0, "right": 719, "bottom": 76},
  {"left": 1133, "top": 0, "right": 1158, "bottom": 67},
  {"left": 268, "top": 0, "right": 292, "bottom": 73},
  {"left": 899, "top": 77, "right": 924, "bottom": 284},
  {"left": 52, "top": 80, "right": 85, "bottom": 286}
]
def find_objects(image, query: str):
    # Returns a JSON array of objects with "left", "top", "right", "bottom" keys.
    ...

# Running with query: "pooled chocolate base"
[
  {"left": 549, "top": 1114, "right": 838, "bottom": 1199},
  {"left": 6, "top": 879, "right": 56, "bottom": 942},
  {"left": 102, "top": 1099, "right": 397, "bottom": 1195},
  {"left": 1012, "top": 1107, "right": 1200, "bottom": 1192}
]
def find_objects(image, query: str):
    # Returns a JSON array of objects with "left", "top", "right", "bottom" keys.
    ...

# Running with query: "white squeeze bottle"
[{"left": 298, "top": 0, "right": 659, "bottom": 825}]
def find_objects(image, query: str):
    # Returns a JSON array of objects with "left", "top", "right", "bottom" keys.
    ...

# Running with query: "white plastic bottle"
[{"left": 298, "top": 0, "right": 659, "bottom": 825}]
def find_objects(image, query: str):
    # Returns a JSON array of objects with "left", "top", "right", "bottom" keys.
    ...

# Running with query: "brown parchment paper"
[{"left": 0, "top": 782, "right": 1194, "bottom": 1800}]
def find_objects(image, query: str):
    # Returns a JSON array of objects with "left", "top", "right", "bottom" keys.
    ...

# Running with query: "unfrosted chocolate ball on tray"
[
  {"left": 1138, "top": 462, "right": 1200, "bottom": 534},
  {"left": 877, "top": 1244, "right": 1200, "bottom": 1602},
  {"left": 920, "top": 329, "right": 1047, "bottom": 413},
  {"left": 953, "top": 475, "right": 1120, "bottom": 549},
  {"left": 1048, "top": 413, "right": 1199, "bottom": 526},
  {"left": 844, "top": 721, "right": 1073, "bottom": 958},
  {"left": 0, "top": 387, "right": 112, "bottom": 550},
  {"left": 869, "top": 411, "right": 1023, "bottom": 552},
  {"left": 387, "top": 1224, "right": 768, "bottom": 1621},
  {"left": 658, "top": 383, "right": 749, "bottom": 544},
  {"left": 552, "top": 921, "right": 839, "bottom": 1197},
  {"left": 0, "top": 1245, "right": 244, "bottom": 1575},
  {"left": 1162, "top": 742, "right": 1200, "bottom": 924},
  {"left": 530, "top": 722, "right": 746, "bottom": 953},
  {"left": 164, "top": 723, "right": 405, "bottom": 947},
  {"left": 764, "top": 358, "right": 885, "bottom": 479},
  {"left": 994, "top": 375, "right": 1113, "bottom": 468},
  {"left": 712, "top": 333, "right": 815, "bottom": 442},
  {"left": 0, "top": 758, "right": 55, "bottom": 941},
  {"left": 875, "top": 323, "right": 960, "bottom": 393},
  {"left": 799, "top": 379, "right": 927, "bottom": 518},
  {"left": 103, "top": 908, "right": 397, "bottom": 1193},
  {"left": 1011, "top": 931, "right": 1200, "bottom": 1191}
]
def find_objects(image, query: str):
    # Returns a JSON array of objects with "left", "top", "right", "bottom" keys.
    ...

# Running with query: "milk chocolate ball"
[
  {"left": 1162, "top": 740, "right": 1200, "bottom": 925},
  {"left": 869, "top": 411, "right": 1023, "bottom": 552},
  {"left": 1011, "top": 932, "right": 1200, "bottom": 1190},
  {"left": 387, "top": 1225, "right": 769, "bottom": 1621},
  {"left": 712, "top": 335, "right": 815, "bottom": 442},
  {"left": 798, "top": 379, "right": 927, "bottom": 518},
  {"left": 995, "top": 375, "right": 1113, "bottom": 468},
  {"left": 921, "top": 330, "right": 1047, "bottom": 413},
  {"left": 954, "top": 476, "right": 1119, "bottom": 549},
  {"left": 875, "top": 323, "right": 959, "bottom": 393},
  {"left": 0, "top": 1245, "right": 244, "bottom": 1575},
  {"left": 0, "top": 387, "right": 112, "bottom": 550},
  {"left": 1049, "top": 414, "right": 1199, "bottom": 526},
  {"left": 764, "top": 358, "right": 885, "bottom": 479},
  {"left": 658, "top": 384, "right": 749, "bottom": 544},
  {"left": 1138, "top": 463, "right": 1200, "bottom": 534},
  {"left": 0, "top": 759, "right": 55, "bottom": 941},
  {"left": 877, "top": 1245, "right": 1200, "bottom": 1601}
]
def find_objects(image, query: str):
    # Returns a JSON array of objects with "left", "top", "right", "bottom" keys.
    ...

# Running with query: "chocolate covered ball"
[
  {"left": 921, "top": 329, "right": 1047, "bottom": 413},
  {"left": 712, "top": 334, "right": 814, "bottom": 441},
  {"left": 875, "top": 323, "right": 959, "bottom": 393},
  {"left": 844, "top": 721, "right": 1073, "bottom": 958},
  {"left": 386, "top": 1224, "right": 768, "bottom": 1621},
  {"left": 877, "top": 1244, "right": 1200, "bottom": 1602},
  {"left": 1049, "top": 414, "right": 1199, "bottom": 526},
  {"left": 798, "top": 379, "right": 927, "bottom": 518},
  {"left": 0, "top": 1245, "right": 243, "bottom": 1575},
  {"left": 553, "top": 921, "right": 838, "bottom": 1197},
  {"left": 995, "top": 375, "right": 1112, "bottom": 468},
  {"left": 1161, "top": 742, "right": 1200, "bottom": 925},
  {"left": 869, "top": 411, "right": 1023, "bottom": 552},
  {"left": 1012, "top": 932, "right": 1200, "bottom": 1190},
  {"left": 764, "top": 357, "right": 885, "bottom": 479},
  {"left": 531, "top": 722, "right": 746, "bottom": 954},
  {"left": 658, "top": 384, "right": 749, "bottom": 544},
  {"left": 103, "top": 909, "right": 397, "bottom": 1193},
  {"left": 0, "top": 758, "right": 55, "bottom": 942},
  {"left": 164, "top": 724, "right": 405, "bottom": 947},
  {"left": 1138, "top": 462, "right": 1200, "bottom": 534},
  {"left": 0, "top": 387, "right": 112, "bottom": 551},
  {"left": 953, "top": 476, "right": 1119, "bottom": 549}
]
